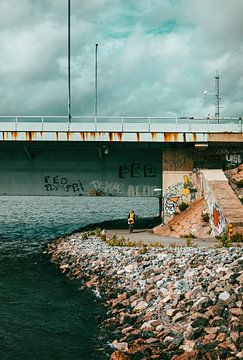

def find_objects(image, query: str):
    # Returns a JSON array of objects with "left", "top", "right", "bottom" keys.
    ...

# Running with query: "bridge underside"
[
  {"left": 0, "top": 141, "right": 242, "bottom": 196},
  {"left": 0, "top": 142, "right": 163, "bottom": 196}
]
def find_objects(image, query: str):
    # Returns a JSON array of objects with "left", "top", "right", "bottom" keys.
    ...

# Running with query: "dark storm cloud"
[{"left": 0, "top": 0, "right": 242, "bottom": 117}]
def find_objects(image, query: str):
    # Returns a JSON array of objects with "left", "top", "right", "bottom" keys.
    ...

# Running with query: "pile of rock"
[
  {"left": 225, "top": 164, "right": 243, "bottom": 201},
  {"left": 47, "top": 233, "right": 243, "bottom": 360}
]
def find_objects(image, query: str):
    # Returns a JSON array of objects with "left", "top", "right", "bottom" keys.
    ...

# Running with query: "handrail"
[
  {"left": 0, "top": 115, "right": 242, "bottom": 133},
  {"left": 0, "top": 115, "right": 242, "bottom": 118},
  {"left": 0, "top": 115, "right": 242, "bottom": 121}
]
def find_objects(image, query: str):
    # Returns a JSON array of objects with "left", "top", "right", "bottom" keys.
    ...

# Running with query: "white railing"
[{"left": 0, "top": 115, "right": 242, "bottom": 133}]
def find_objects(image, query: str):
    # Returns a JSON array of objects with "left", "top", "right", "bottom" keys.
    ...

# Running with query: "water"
[{"left": 0, "top": 196, "right": 158, "bottom": 360}]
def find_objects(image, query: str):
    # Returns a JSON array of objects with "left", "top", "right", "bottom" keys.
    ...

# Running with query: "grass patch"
[{"left": 231, "top": 232, "right": 243, "bottom": 242}]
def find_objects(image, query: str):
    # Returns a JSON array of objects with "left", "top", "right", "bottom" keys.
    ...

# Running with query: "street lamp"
[
  {"left": 67, "top": 0, "right": 71, "bottom": 124},
  {"left": 153, "top": 188, "right": 164, "bottom": 224},
  {"left": 94, "top": 43, "right": 98, "bottom": 117},
  {"left": 204, "top": 71, "right": 221, "bottom": 122}
]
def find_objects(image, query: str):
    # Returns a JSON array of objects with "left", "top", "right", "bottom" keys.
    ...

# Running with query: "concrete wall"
[
  {"left": 162, "top": 150, "right": 202, "bottom": 220},
  {"left": 0, "top": 142, "right": 162, "bottom": 196}
]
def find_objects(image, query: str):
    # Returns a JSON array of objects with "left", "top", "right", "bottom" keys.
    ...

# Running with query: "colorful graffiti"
[
  {"left": 164, "top": 173, "right": 199, "bottom": 216},
  {"left": 202, "top": 179, "right": 226, "bottom": 236},
  {"left": 212, "top": 203, "right": 225, "bottom": 236}
]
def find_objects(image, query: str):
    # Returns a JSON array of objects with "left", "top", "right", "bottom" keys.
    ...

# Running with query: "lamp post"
[
  {"left": 67, "top": 0, "right": 71, "bottom": 124},
  {"left": 204, "top": 71, "right": 221, "bottom": 123},
  {"left": 94, "top": 43, "right": 98, "bottom": 117},
  {"left": 153, "top": 188, "right": 164, "bottom": 224}
]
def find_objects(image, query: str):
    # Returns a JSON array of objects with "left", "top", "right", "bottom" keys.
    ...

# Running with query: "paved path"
[{"left": 106, "top": 229, "right": 221, "bottom": 248}]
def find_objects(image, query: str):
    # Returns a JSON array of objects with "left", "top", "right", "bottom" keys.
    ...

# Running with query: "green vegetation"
[
  {"left": 231, "top": 232, "right": 243, "bottom": 242},
  {"left": 235, "top": 179, "right": 243, "bottom": 188},
  {"left": 201, "top": 212, "right": 210, "bottom": 223},
  {"left": 216, "top": 228, "right": 231, "bottom": 248},
  {"left": 81, "top": 229, "right": 99, "bottom": 240},
  {"left": 80, "top": 229, "right": 167, "bottom": 249},
  {"left": 178, "top": 202, "right": 189, "bottom": 212},
  {"left": 185, "top": 237, "right": 194, "bottom": 247}
]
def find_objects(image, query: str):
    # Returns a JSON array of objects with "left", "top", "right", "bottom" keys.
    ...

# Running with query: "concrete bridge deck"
[{"left": 0, "top": 116, "right": 242, "bottom": 142}]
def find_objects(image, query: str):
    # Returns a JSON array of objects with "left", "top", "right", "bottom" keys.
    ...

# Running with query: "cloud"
[{"left": 0, "top": 0, "right": 242, "bottom": 117}]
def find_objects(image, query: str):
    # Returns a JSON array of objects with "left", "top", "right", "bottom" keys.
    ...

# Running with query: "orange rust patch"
[
  {"left": 26, "top": 132, "right": 31, "bottom": 141},
  {"left": 164, "top": 133, "right": 173, "bottom": 142},
  {"left": 109, "top": 132, "right": 113, "bottom": 141},
  {"left": 56, "top": 132, "right": 59, "bottom": 141},
  {"left": 80, "top": 132, "right": 85, "bottom": 141},
  {"left": 67, "top": 131, "right": 71, "bottom": 141},
  {"left": 136, "top": 132, "right": 140, "bottom": 142},
  {"left": 193, "top": 133, "right": 197, "bottom": 142},
  {"left": 11, "top": 131, "right": 18, "bottom": 140},
  {"left": 90, "top": 132, "right": 96, "bottom": 139},
  {"left": 116, "top": 132, "right": 123, "bottom": 141},
  {"left": 173, "top": 133, "right": 178, "bottom": 142},
  {"left": 151, "top": 132, "right": 157, "bottom": 140}
]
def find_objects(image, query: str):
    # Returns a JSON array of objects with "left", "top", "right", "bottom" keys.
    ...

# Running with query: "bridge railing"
[{"left": 0, "top": 116, "right": 242, "bottom": 133}]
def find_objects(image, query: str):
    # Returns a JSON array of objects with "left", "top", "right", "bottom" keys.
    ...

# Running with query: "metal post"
[
  {"left": 67, "top": 0, "right": 71, "bottom": 124},
  {"left": 94, "top": 43, "right": 98, "bottom": 117},
  {"left": 159, "top": 196, "right": 163, "bottom": 221},
  {"left": 215, "top": 72, "right": 220, "bottom": 122}
]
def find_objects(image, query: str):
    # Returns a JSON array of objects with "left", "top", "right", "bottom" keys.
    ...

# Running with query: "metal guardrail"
[{"left": 0, "top": 115, "right": 242, "bottom": 133}]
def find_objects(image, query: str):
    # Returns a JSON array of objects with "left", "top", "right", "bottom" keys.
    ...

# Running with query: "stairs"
[{"left": 202, "top": 170, "right": 243, "bottom": 236}]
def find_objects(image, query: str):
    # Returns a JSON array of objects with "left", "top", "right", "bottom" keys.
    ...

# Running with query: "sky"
[{"left": 0, "top": 0, "right": 243, "bottom": 117}]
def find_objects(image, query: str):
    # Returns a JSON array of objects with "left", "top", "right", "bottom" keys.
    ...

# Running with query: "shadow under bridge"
[{"left": 0, "top": 142, "right": 162, "bottom": 197}]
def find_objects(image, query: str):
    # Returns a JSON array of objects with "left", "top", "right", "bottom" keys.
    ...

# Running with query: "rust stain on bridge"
[
  {"left": 164, "top": 133, "right": 171, "bottom": 142},
  {"left": 90, "top": 132, "right": 96, "bottom": 140},
  {"left": 25, "top": 131, "right": 36, "bottom": 141},
  {"left": 116, "top": 132, "right": 123, "bottom": 141},
  {"left": 11, "top": 131, "right": 18, "bottom": 140},
  {"left": 151, "top": 132, "right": 157, "bottom": 140},
  {"left": 0, "top": 130, "right": 208, "bottom": 143}
]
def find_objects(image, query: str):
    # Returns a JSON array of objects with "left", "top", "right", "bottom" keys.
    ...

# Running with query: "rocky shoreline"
[{"left": 47, "top": 230, "right": 243, "bottom": 360}]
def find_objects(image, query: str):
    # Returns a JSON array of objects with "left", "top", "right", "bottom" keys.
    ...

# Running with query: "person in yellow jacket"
[{"left": 128, "top": 210, "right": 135, "bottom": 233}]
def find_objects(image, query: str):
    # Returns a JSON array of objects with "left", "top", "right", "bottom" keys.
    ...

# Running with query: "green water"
[{"left": 0, "top": 196, "right": 158, "bottom": 359}]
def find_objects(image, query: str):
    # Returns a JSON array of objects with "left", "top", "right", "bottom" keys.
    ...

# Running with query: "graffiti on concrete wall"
[
  {"left": 164, "top": 174, "right": 199, "bottom": 215},
  {"left": 164, "top": 196, "right": 180, "bottom": 215},
  {"left": 127, "top": 185, "right": 157, "bottom": 197},
  {"left": 119, "top": 163, "right": 156, "bottom": 178},
  {"left": 89, "top": 180, "right": 123, "bottom": 196},
  {"left": 202, "top": 179, "right": 226, "bottom": 236},
  {"left": 44, "top": 175, "right": 84, "bottom": 194},
  {"left": 225, "top": 154, "right": 242, "bottom": 168},
  {"left": 212, "top": 203, "right": 225, "bottom": 236}
]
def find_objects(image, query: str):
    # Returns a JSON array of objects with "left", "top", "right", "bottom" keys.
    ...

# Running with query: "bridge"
[
  {"left": 0, "top": 115, "right": 242, "bottom": 200},
  {"left": 0, "top": 115, "right": 242, "bottom": 142}
]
